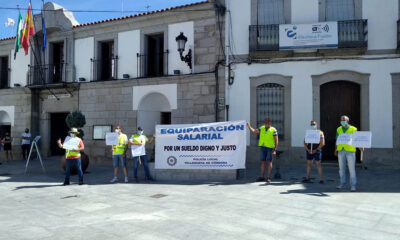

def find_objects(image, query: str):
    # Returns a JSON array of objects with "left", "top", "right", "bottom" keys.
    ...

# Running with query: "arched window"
[
  {"left": 256, "top": 83, "right": 285, "bottom": 139},
  {"left": 326, "top": 0, "right": 355, "bottom": 21}
]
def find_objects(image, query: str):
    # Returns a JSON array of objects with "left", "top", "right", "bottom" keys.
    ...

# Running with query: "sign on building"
[
  {"left": 279, "top": 22, "right": 338, "bottom": 50},
  {"left": 155, "top": 121, "right": 246, "bottom": 169}
]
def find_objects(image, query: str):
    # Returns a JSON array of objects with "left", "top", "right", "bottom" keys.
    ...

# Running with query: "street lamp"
[{"left": 175, "top": 32, "right": 192, "bottom": 70}]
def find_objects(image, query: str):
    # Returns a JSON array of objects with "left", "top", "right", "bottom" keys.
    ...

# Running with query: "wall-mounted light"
[
  {"left": 79, "top": 77, "right": 86, "bottom": 82},
  {"left": 13, "top": 83, "right": 21, "bottom": 87},
  {"left": 175, "top": 32, "right": 192, "bottom": 70},
  {"left": 123, "top": 74, "right": 130, "bottom": 79}
]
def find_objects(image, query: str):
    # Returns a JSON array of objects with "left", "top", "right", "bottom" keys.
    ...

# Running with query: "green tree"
[{"left": 65, "top": 111, "right": 86, "bottom": 139}]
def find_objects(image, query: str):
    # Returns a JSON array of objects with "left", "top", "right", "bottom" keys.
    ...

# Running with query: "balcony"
[
  {"left": 249, "top": 19, "right": 368, "bottom": 52},
  {"left": 28, "top": 63, "right": 66, "bottom": 86},
  {"left": 91, "top": 57, "right": 118, "bottom": 81},
  {"left": 137, "top": 51, "right": 169, "bottom": 78}
]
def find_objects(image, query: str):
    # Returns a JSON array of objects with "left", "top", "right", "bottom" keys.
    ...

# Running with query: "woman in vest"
[
  {"left": 247, "top": 118, "right": 279, "bottom": 183},
  {"left": 129, "top": 126, "right": 155, "bottom": 183},
  {"left": 110, "top": 125, "right": 129, "bottom": 183},
  {"left": 57, "top": 128, "right": 84, "bottom": 185},
  {"left": 334, "top": 115, "right": 363, "bottom": 192}
]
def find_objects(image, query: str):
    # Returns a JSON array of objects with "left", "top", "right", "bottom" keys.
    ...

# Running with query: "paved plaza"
[{"left": 0, "top": 158, "right": 400, "bottom": 240}]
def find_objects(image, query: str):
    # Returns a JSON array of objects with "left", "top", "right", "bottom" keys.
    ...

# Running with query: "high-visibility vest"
[
  {"left": 65, "top": 137, "right": 82, "bottom": 158},
  {"left": 132, "top": 134, "right": 147, "bottom": 145},
  {"left": 258, "top": 125, "right": 277, "bottom": 148},
  {"left": 112, "top": 134, "right": 127, "bottom": 155},
  {"left": 337, "top": 125, "right": 357, "bottom": 152}
]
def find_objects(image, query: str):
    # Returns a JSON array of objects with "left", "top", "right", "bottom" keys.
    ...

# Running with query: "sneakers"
[
  {"left": 110, "top": 177, "right": 118, "bottom": 183},
  {"left": 302, "top": 178, "right": 311, "bottom": 183},
  {"left": 79, "top": 181, "right": 83, "bottom": 185},
  {"left": 336, "top": 184, "right": 345, "bottom": 189},
  {"left": 350, "top": 186, "right": 356, "bottom": 192},
  {"left": 124, "top": 177, "right": 129, "bottom": 183},
  {"left": 145, "top": 176, "right": 154, "bottom": 181},
  {"left": 266, "top": 177, "right": 271, "bottom": 183},
  {"left": 62, "top": 181, "right": 70, "bottom": 186},
  {"left": 255, "top": 177, "right": 265, "bottom": 182}
]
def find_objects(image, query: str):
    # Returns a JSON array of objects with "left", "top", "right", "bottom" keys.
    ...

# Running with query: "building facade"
[
  {"left": 0, "top": 0, "right": 226, "bottom": 164},
  {"left": 225, "top": 0, "right": 400, "bottom": 167}
]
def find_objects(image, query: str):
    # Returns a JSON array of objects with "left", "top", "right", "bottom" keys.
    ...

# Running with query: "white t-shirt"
[{"left": 21, "top": 133, "right": 31, "bottom": 145}]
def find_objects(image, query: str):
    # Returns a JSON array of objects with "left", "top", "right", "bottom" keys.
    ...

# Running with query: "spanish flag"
[{"left": 20, "top": 3, "right": 35, "bottom": 55}]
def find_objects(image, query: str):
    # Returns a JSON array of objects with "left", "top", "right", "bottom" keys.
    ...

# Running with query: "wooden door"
[{"left": 320, "top": 81, "right": 360, "bottom": 161}]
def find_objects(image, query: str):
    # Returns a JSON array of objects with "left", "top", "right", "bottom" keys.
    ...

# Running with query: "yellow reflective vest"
[
  {"left": 258, "top": 125, "right": 277, "bottom": 148},
  {"left": 336, "top": 125, "right": 357, "bottom": 152},
  {"left": 112, "top": 134, "right": 128, "bottom": 155},
  {"left": 65, "top": 137, "right": 83, "bottom": 159}
]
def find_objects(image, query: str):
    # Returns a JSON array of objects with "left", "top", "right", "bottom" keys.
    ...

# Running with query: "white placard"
[
  {"left": 105, "top": 133, "right": 119, "bottom": 146},
  {"left": 131, "top": 145, "right": 146, "bottom": 157},
  {"left": 155, "top": 121, "right": 247, "bottom": 169},
  {"left": 336, "top": 133, "right": 352, "bottom": 145},
  {"left": 352, "top": 131, "right": 372, "bottom": 148},
  {"left": 304, "top": 130, "right": 321, "bottom": 144},
  {"left": 279, "top": 21, "right": 338, "bottom": 50},
  {"left": 63, "top": 137, "right": 81, "bottom": 150}
]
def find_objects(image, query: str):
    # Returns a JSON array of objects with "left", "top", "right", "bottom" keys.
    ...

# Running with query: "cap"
[
  {"left": 69, "top": 128, "right": 79, "bottom": 133},
  {"left": 137, "top": 126, "right": 143, "bottom": 131}
]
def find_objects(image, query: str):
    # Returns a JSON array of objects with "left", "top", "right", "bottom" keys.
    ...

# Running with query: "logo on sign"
[
  {"left": 285, "top": 26, "right": 297, "bottom": 39},
  {"left": 167, "top": 156, "right": 177, "bottom": 166},
  {"left": 322, "top": 24, "right": 330, "bottom": 32}
]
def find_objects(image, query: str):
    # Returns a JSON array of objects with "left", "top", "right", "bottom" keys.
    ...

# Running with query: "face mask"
[
  {"left": 70, "top": 133, "right": 75, "bottom": 137},
  {"left": 138, "top": 131, "right": 143, "bottom": 135},
  {"left": 310, "top": 125, "right": 316, "bottom": 130},
  {"left": 341, "top": 121, "right": 347, "bottom": 127},
  {"left": 115, "top": 129, "right": 120, "bottom": 133}
]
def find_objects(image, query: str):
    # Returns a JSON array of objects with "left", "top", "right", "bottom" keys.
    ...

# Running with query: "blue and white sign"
[
  {"left": 155, "top": 121, "right": 246, "bottom": 169},
  {"left": 279, "top": 22, "right": 338, "bottom": 50}
]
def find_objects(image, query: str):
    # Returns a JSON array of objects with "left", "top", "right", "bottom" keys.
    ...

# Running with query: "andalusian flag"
[
  {"left": 20, "top": 3, "right": 35, "bottom": 56},
  {"left": 14, "top": 11, "right": 23, "bottom": 59}
]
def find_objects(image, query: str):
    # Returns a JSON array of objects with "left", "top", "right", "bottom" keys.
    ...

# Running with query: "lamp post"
[{"left": 175, "top": 32, "right": 192, "bottom": 70}]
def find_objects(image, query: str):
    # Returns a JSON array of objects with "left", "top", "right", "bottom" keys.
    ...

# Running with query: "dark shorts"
[
  {"left": 3, "top": 143, "right": 11, "bottom": 151},
  {"left": 306, "top": 151, "right": 322, "bottom": 161},
  {"left": 260, "top": 147, "right": 274, "bottom": 162}
]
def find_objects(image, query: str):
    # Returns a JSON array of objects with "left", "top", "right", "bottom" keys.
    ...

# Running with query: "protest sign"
[
  {"left": 336, "top": 133, "right": 352, "bottom": 145},
  {"left": 105, "top": 133, "right": 119, "bottom": 146},
  {"left": 305, "top": 130, "right": 321, "bottom": 144},
  {"left": 352, "top": 131, "right": 372, "bottom": 148},
  {"left": 63, "top": 137, "right": 81, "bottom": 150},
  {"left": 131, "top": 145, "right": 146, "bottom": 157}
]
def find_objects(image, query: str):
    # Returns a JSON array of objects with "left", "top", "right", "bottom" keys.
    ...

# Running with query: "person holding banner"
[
  {"left": 303, "top": 120, "right": 325, "bottom": 184},
  {"left": 57, "top": 128, "right": 84, "bottom": 186},
  {"left": 247, "top": 118, "right": 278, "bottom": 183},
  {"left": 334, "top": 115, "right": 363, "bottom": 192},
  {"left": 110, "top": 126, "right": 129, "bottom": 183},
  {"left": 129, "top": 126, "right": 155, "bottom": 183}
]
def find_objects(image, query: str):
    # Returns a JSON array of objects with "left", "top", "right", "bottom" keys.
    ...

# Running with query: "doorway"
[
  {"left": 146, "top": 34, "right": 164, "bottom": 77},
  {"left": 99, "top": 41, "right": 114, "bottom": 80},
  {"left": 50, "top": 113, "right": 69, "bottom": 156},
  {"left": 51, "top": 42, "right": 64, "bottom": 83},
  {"left": 0, "top": 56, "right": 9, "bottom": 89},
  {"left": 320, "top": 81, "right": 361, "bottom": 161},
  {"left": 0, "top": 125, "right": 11, "bottom": 139}
]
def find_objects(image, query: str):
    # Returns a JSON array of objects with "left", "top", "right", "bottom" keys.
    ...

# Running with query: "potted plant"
[{"left": 61, "top": 111, "right": 89, "bottom": 174}]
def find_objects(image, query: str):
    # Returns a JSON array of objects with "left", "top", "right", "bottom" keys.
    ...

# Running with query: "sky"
[{"left": 0, "top": 0, "right": 202, "bottom": 39}]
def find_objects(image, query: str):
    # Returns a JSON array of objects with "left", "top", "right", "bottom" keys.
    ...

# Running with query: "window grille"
[
  {"left": 256, "top": 83, "right": 285, "bottom": 139},
  {"left": 326, "top": 0, "right": 355, "bottom": 21},
  {"left": 257, "top": 0, "right": 285, "bottom": 25}
]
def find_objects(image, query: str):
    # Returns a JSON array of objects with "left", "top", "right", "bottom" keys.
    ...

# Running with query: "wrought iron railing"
[
  {"left": 397, "top": 20, "right": 400, "bottom": 49},
  {"left": 0, "top": 71, "right": 10, "bottom": 89},
  {"left": 90, "top": 56, "right": 118, "bottom": 81},
  {"left": 28, "top": 63, "right": 66, "bottom": 86},
  {"left": 249, "top": 19, "right": 368, "bottom": 52},
  {"left": 137, "top": 50, "right": 169, "bottom": 78}
]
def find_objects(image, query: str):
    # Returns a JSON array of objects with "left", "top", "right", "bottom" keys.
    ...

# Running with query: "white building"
[{"left": 225, "top": 0, "right": 400, "bottom": 166}]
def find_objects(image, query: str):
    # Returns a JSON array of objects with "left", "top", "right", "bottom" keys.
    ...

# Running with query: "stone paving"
[{"left": 0, "top": 157, "right": 400, "bottom": 240}]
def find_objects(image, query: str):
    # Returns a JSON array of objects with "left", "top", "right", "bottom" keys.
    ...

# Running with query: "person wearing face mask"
[
  {"left": 303, "top": 120, "right": 325, "bottom": 184},
  {"left": 247, "top": 118, "right": 278, "bottom": 183},
  {"left": 110, "top": 125, "right": 129, "bottom": 183},
  {"left": 21, "top": 128, "right": 31, "bottom": 160},
  {"left": 334, "top": 115, "right": 363, "bottom": 192},
  {"left": 57, "top": 128, "right": 84, "bottom": 185},
  {"left": 129, "top": 126, "right": 155, "bottom": 183}
]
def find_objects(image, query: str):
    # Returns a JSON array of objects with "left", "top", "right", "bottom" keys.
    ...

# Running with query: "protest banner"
[
  {"left": 336, "top": 133, "right": 352, "bottom": 145},
  {"left": 105, "top": 133, "right": 119, "bottom": 146},
  {"left": 352, "top": 131, "right": 372, "bottom": 148},
  {"left": 131, "top": 145, "right": 146, "bottom": 157},
  {"left": 305, "top": 130, "right": 321, "bottom": 144},
  {"left": 155, "top": 121, "right": 246, "bottom": 169},
  {"left": 63, "top": 137, "right": 81, "bottom": 150}
]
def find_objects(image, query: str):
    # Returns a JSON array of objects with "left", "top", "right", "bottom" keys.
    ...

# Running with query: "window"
[
  {"left": 256, "top": 83, "right": 285, "bottom": 139},
  {"left": 96, "top": 41, "right": 116, "bottom": 81},
  {"left": 160, "top": 112, "right": 171, "bottom": 125},
  {"left": 326, "top": 0, "right": 355, "bottom": 21},
  {"left": 257, "top": 0, "right": 285, "bottom": 25},
  {"left": 0, "top": 56, "right": 9, "bottom": 89},
  {"left": 50, "top": 42, "right": 64, "bottom": 83}
]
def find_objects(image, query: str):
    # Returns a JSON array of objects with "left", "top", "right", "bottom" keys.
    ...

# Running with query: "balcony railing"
[
  {"left": 90, "top": 56, "right": 118, "bottom": 81},
  {"left": 249, "top": 19, "right": 368, "bottom": 52},
  {"left": 28, "top": 63, "right": 66, "bottom": 86},
  {"left": 137, "top": 50, "right": 169, "bottom": 78},
  {"left": 397, "top": 20, "right": 400, "bottom": 49}
]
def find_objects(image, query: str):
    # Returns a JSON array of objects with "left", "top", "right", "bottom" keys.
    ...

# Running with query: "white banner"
[
  {"left": 352, "top": 131, "right": 372, "bottom": 148},
  {"left": 155, "top": 121, "right": 247, "bottom": 169},
  {"left": 131, "top": 145, "right": 146, "bottom": 157},
  {"left": 279, "top": 22, "right": 338, "bottom": 50},
  {"left": 105, "top": 133, "right": 119, "bottom": 146},
  {"left": 63, "top": 137, "right": 81, "bottom": 150},
  {"left": 336, "top": 133, "right": 352, "bottom": 145},
  {"left": 304, "top": 130, "right": 321, "bottom": 144}
]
